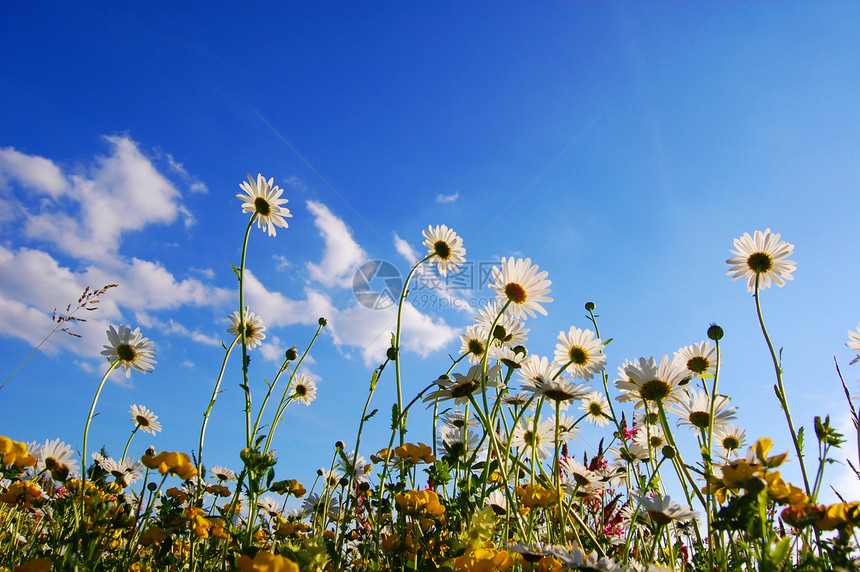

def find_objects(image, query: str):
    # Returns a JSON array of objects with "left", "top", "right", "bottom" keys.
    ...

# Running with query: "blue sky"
[{"left": 2, "top": 2, "right": 859, "bottom": 501}]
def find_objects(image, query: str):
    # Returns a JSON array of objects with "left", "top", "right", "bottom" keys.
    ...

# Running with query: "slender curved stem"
[
  {"left": 393, "top": 254, "right": 433, "bottom": 446},
  {"left": 753, "top": 275, "right": 811, "bottom": 494},
  {"left": 197, "top": 336, "right": 238, "bottom": 481},
  {"left": 81, "top": 360, "right": 120, "bottom": 505},
  {"left": 237, "top": 217, "right": 256, "bottom": 450},
  {"left": 121, "top": 425, "right": 139, "bottom": 463}
]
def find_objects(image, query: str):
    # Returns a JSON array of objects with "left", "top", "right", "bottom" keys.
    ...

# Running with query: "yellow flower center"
[
  {"left": 433, "top": 240, "right": 451, "bottom": 259},
  {"left": 722, "top": 436, "right": 739, "bottom": 450},
  {"left": 467, "top": 339, "right": 484, "bottom": 356},
  {"left": 747, "top": 251, "right": 773, "bottom": 273},
  {"left": 639, "top": 379, "right": 671, "bottom": 401},
  {"left": 568, "top": 346, "right": 588, "bottom": 365},
  {"left": 451, "top": 379, "right": 481, "bottom": 398},
  {"left": 686, "top": 356, "right": 710, "bottom": 374},
  {"left": 689, "top": 411, "right": 710, "bottom": 428},
  {"left": 504, "top": 282, "right": 527, "bottom": 304},
  {"left": 116, "top": 344, "right": 136, "bottom": 362},
  {"left": 254, "top": 197, "right": 271, "bottom": 216},
  {"left": 294, "top": 384, "right": 307, "bottom": 397}
]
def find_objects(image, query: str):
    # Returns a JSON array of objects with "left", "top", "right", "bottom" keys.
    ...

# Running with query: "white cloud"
[
  {"left": 14, "top": 135, "right": 188, "bottom": 261},
  {"left": 259, "top": 335, "right": 285, "bottom": 363},
  {"left": 273, "top": 254, "right": 291, "bottom": 271},
  {"left": 0, "top": 147, "right": 68, "bottom": 196},
  {"left": 283, "top": 175, "right": 307, "bottom": 193},
  {"left": 435, "top": 191, "right": 459, "bottom": 204},
  {"left": 160, "top": 150, "right": 209, "bottom": 194},
  {"left": 242, "top": 266, "right": 459, "bottom": 367},
  {"left": 305, "top": 200, "right": 367, "bottom": 288},
  {"left": 0, "top": 243, "right": 230, "bottom": 360},
  {"left": 393, "top": 232, "right": 419, "bottom": 264}
]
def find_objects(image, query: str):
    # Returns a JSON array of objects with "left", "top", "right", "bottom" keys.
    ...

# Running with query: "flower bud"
[
  {"left": 285, "top": 346, "right": 299, "bottom": 361},
  {"left": 585, "top": 302, "right": 596, "bottom": 312},
  {"left": 335, "top": 441, "right": 345, "bottom": 450},
  {"left": 318, "top": 317, "right": 328, "bottom": 327},
  {"left": 707, "top": 323, "right": 724, "bottom": 341},
  {"left": 386, "top": 347, "right": 398, "bottom": 361},
  {"left": 661, "top": 446, "right": 676, "bottom": 459}
]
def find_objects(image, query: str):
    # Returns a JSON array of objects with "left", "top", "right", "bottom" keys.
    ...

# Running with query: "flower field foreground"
[{"left": 2, "top": 175, "right": 860, "bottom": 571}]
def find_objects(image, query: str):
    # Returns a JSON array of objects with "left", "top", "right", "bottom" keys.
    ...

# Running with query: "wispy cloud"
[
  {"left": 305, "top": 200, "right": 367, "bottom": 289},
  {"left": 3, "top": 135, "right": 191, "bottom": 261},
  {"left": 393, "top": 232, "right": 419, "bottom": 264},
  {"left": 0, "top": 147, "right": 68, "bottom": 195},
  {"left": 435, "top": 191, "right": 459, "bottom": 204}
]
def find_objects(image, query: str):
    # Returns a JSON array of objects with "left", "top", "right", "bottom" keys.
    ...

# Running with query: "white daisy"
[
  {"left": 554, "top": 326, "right": 606, "bottom": 381},
  {"left": 560, "top": 457, "right": 598, "bottom": 491},
  {"left": 459, "top": 324, "right": 487, "bottom": 364},
  {"left": 209, "top": 465, "right": 236, "bottom": 482},
  {"left": 670, "top": 388, "right": 736, "bottom": 435},
  {"left": 257, "top": 495, "right": 282, "bottom": 517},
  {"left": 100, "top": 325, "right": 156, "bottom": 378},
  {"left": 633, "top": 425, "right": 669, "bottom": 455},
  {"left": 553, "top": 413, "right": 581, "bottom": 442},
  {"left": 338, "top": 451, "right": 371, "bottom": 483},
  {"left": 521, "top": 372, "right": 590, "bottom": 408},
  {"left": 437, "top": 426, "right": 481, "bottom": 460},
  {"left": 672, "top": 341, "right": 717, "bottom": 379},
  {"left": 129, "top": 404, "right": 162, "bottom": 435},
  {"left": 713, "top": 423, "right": 747, "bottom": 460},
  {"left": 474, "top": 300, "right": 529, "bottom": 347},
  {"left": 615, "top": 356, "right": 687, "bottom": 408},
  {"left": 579, "top": 392, "right": 612, "bottom": 427},
  {"left": 422, "top": 224, "right": 466, "bottom": 276},
  {"left": 634, "top": 492, "right": 697, "bottom": 527},
  {"left": 423, "top": 364, "right": 503, "bottom": 406},
  {"left": 319, "top": 468, "right": 344, "bottom": 489},
  {"left": 227, "top": 307, "right": 266, "bottom": 350},
  {"left": 518, "top": 355, "right": 561, "bottom": 385},
  {"left": 510, "top": 417, "right": 556, "bottom": 462},
  {"left": 490, "top": 345, "right": 529, "bottom": 369},
  {"left": 484, "top": 489, "right": 508, "bottom": 515},
  {"left": 300, "top": 492, "right": 339, "bottom": 519},
  {"left": 490, "top": 257, "right": 552, "bottom": 320},
  {"left": 32, "top": 438, "right": 78, "bottom": 480},
  {"left": 438, "top": 409, "right": 480, "bottom": 431},
  {"left": 98, "top": 456, "right": 144, "bottom": 487},
  {"left": 847, "top": 323, "right": 860, "bottom": 365},
  {"left": 236, "top": 173, "right": 291, "bottom": 236},
  {"left": 290, "top": 374, "right": 318, "bottom": 406},
  {"left": 726, "top": 228, "right": 796, "bottom": 292}
]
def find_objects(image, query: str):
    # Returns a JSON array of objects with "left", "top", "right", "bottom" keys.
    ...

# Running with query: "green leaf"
[
  {"left": 363, "top": 408, "right": 378, "bottom": 423},
  {"left": 769, "top": 536, "right": 791, "bottom": 568}
]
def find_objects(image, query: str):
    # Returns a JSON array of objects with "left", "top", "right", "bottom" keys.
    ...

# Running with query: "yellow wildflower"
[
  {"left": 237, "top": 551, "right": 300, "bottom": 572},
  {"left": 0, "top": 437, "right": 36, "bottom": 468}
]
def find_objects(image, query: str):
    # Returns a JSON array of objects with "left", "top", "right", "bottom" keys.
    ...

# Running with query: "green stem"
[
  {"left": 196, "top": 336, "right": 239, "bottom": 495},
  {"left": 81, "top": 360, "right": 120, "bottom": 506},
  {"left": 705, "top": 339, "right": 722, "bottom": 571},
  {"left": 393, "top": 254, "right": 433, "bottom": 446},
  {"left": 237, "top": 217, "right": 256, "bottom": 450},
  {"left": 753, "top": 275, "right": 811, "bottom": 494},
  {"left": 120, "top": 425, "right": 139, "bottom": 463}
]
